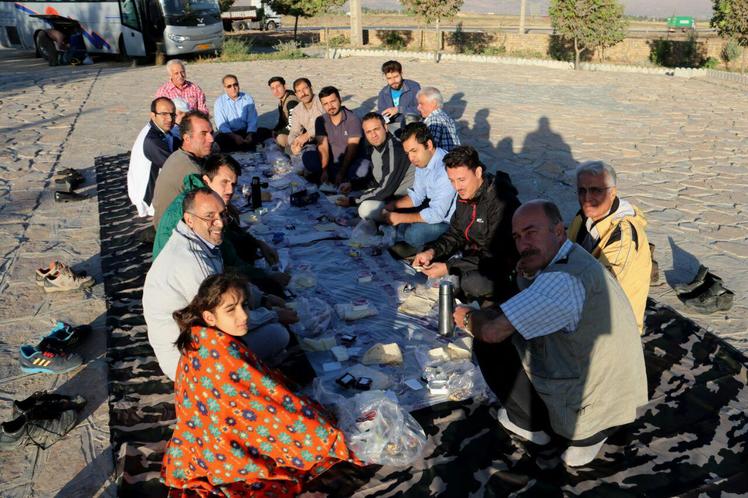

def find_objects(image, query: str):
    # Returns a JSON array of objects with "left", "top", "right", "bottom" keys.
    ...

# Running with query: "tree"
[
  {"left": 549, "top": 0, "right": 627, "bottom": 68},
  {"left": 218, "top": 0, "right": 234, "bottom": 12},
  {"left": 267, "top": 0, "right": 345, "bottom": 40},
  {"left": 400, "top": 0, "right": 463, "bottom": 59},
  {"left": 712, "top": 0, "right": 748, "bottom": 72}
]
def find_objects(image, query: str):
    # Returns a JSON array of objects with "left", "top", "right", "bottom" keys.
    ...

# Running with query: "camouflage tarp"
[{"left": 96, "top": 154, "right": 748, "bottom": 497}]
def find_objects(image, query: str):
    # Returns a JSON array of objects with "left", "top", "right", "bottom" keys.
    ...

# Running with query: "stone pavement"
[{"left": 0, "top": 49, "right": 746, "bottom": 496}]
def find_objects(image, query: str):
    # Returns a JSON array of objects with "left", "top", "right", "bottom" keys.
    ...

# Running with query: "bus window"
[{"left": 120, "top": 0, "right": 141, "bottom": 30}]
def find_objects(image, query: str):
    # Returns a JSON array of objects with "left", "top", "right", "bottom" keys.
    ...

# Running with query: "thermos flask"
[
  {"left": 438, "top": 280, "right": 455, "bottom": 337},
  {"left": 251, "top": 176, "right": 262, "bottom": 210}
]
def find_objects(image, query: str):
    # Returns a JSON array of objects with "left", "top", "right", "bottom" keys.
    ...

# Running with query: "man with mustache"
[{"left": 454, "top": 200, "right": 647, "bottom": 467}]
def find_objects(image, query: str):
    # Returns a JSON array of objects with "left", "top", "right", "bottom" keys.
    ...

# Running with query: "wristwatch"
[{"left": 463, "top": 310, "right": 474, "bottom": 334}]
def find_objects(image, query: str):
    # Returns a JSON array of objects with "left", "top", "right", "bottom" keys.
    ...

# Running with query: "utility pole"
[
  {"left": 519, "top": 0, "right": 526, "bottom": 34},
  {"left": 350, "top": 0, "right": 363, "bottom": 46}
]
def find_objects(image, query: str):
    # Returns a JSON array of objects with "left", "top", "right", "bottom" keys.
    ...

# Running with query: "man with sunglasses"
[
  {"left": 144, "top": 187, "right": 293, "bottom": 381},
  {"left": 127, "top": 97, "right": 182, "bottom": 217},
  {"left": 567, "top": 161, "right": 651, "bottom": 332},
  {"left": 214, "top": 74, "right": 271, "bottom": 152}
]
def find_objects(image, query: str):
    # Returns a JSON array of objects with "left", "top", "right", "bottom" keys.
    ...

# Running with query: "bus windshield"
[{"left": 160, "top": 0, "right": 221, "bottom": 26}]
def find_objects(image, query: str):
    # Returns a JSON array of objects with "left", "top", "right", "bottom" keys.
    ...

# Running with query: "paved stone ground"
[{"left": 0, "top": 48, "right": 746, "bottom": 496}]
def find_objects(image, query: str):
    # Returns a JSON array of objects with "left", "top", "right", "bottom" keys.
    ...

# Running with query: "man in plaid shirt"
[
  {"left": 155, "top": 59, "right": 208, "bottom": 115},
  {"left": 416, "top": 86, "right": 461, "bottom": 152}
]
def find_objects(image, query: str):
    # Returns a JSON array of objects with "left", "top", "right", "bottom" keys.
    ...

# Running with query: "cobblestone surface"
[{"left": 0, "top": 49, "right": 746, "bottom": 495}]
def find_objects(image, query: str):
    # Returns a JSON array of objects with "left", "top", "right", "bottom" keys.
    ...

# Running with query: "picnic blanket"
[{"left": 96, "top": 153, "right": 748, "bottom": 497}]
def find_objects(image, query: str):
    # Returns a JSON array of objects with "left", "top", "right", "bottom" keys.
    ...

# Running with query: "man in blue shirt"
[
  {"left": 376, "top": 60, "right": 421, "bottom": 133},
  {"left": 380, "top": 122, "right": 456, "bottom": 254},
  {"left": 213, "top": 74, "right": 271, "bottom": 152}
]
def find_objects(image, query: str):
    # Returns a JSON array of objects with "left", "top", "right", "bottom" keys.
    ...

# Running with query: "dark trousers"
[
  {"left": 215, "top": 128, "right": 272, "bottom": 152},
  {"left": 474, "top": 338, "right": 612, "bottom": 446},
  {"left": 450, "top": 256, "right": 516, "bottom": 303}
]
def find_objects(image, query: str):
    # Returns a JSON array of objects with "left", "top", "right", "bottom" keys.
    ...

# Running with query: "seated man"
[
  {"left": 288, "top": 78, "right": 324, "bottom": 157},
  {"left": 128, "top": 97, "right": 181, "bottom": 217},
  {"left": 417, "top": 87, "right": 461, "bottom": 152},
  {"left": 412, "top": 145, "right": 520, "bottom": 302},
  {"left": 267, "top": 76, "right": 299, "bottom": 149},
  {"left": 213, "top": 74, "right": 271, "bottom": 152},
  {"left": 155, "top": 59, "right": 208, "bottom": 114},
  {"left": 379, "top": 122, "right": 456, "bottom": 253},
  {"left": 376, "top": 60, "right": 421, "bottom": 132},
  {"left": 153, "top": 153, "right": 290, "bottom": 296},
  {"left": 455, "top": 200, "right": 647, "bottom": 467},
  {"left": 144, "top": 188, "right": 293, "bottom": 381},
  {"left": 567, "top": 161, "right": 651, "bottom": 333},
  {"left": 336, "top": 112, "right": 415, "bottom": 220},
  {"left": 302, "top": 86, "right": 369, "bottom": 187},
  {"left": 152, "top": 110, "right": 214, "bottom": 227}
]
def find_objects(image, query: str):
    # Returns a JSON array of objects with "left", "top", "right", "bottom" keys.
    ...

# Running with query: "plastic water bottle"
[{"left": 438, "top": 280, "right": 455, "bottom": 337}]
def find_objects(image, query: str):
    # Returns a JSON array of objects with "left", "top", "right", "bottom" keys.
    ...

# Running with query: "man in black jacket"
[
  {"left": 336, "top": 112, "right": 415, "bottom": 221},
  {"left": 412, "top": 145, "right": 520, "bottom": 302}
]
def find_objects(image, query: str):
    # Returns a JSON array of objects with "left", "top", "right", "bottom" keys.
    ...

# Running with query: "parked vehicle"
[
  {"left": 0, "top": 0, "right": 224, "bottom": 58},
  {"left": 221, "top": 0, "right": 280, "bottom": 32}
]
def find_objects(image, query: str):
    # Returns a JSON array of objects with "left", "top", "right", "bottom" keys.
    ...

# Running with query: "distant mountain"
[{"left": 354, "top": 1, "right": 713, "bottom": 19}]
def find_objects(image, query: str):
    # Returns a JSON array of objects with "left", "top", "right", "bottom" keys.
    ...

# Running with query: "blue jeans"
[{"left": 396, "top": 222, "right": 449, "bottom": 249}]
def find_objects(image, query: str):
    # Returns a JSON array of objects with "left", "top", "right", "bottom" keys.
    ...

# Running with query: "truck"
[
  {"left": 666, "top": 16, "right": 696, "bottom": 32},
  {"left": 221, "top": 0, "right": 280, "bottom": 32}
]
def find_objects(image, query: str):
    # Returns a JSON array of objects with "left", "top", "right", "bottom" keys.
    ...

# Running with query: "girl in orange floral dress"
[{"left": 161, "top": 274, "right": 357, "bottom": 497}]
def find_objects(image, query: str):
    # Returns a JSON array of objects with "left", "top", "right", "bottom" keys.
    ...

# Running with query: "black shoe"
[
  {"left": 12, "top": 391, "right": 86, "bottom": 419},
  {"left": 55, "top": 191, "right": 86, "bottom": 202},
  {"left": 681, "top": 277, "right": 734, "bottom": 314},
  {"left": 54, "top": 169, "right": 84, "bottom": 183},
  {"left": 54, "top": 176, "right": 83, "bottom": 192},
  {"left": 25, "top": 408, "right": 79, "bottom": 449},
  {"left": 36, "top": 322, "right": 91, "bottom": 354},
  {"left": 0, "top": 415, "right": 29, "bottom": 451},
  {"left": 673, "top": 265, "right": 710, "bottom": 295},
  {"left": 388, "top": 241, "right": 418, "bottom": 260}
]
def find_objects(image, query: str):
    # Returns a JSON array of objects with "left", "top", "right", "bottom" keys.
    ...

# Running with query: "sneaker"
[
  {"left": 19, "top": 345, "right": 82, "bottom": 374},
  {"left": 35, "top": 261, "right": 66, "bottom": 286},
  {"left": 37, "top": 321, "right": 90, "bottom": 353},
  {"left": 54, "top": 191, "right": 86, "bottom": 202},
  {"left": 25, "top": 408, "right": 79, "bottom": 449},
  {"left": 12, "top": 391, "right": 86, "bottom": 419},
  {"left": 496, "top": 406, "right": 551, "bottom": 446},
  {"left": 42, "top": 266, "right": 94, "bottom": 293},
  {"left": 0, "top": 415, "right": 29, "bottom": 451}
]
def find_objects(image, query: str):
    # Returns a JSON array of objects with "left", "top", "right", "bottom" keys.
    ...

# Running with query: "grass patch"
[{"left": 198, "top": 38, "right": 306, "bottom": 63}]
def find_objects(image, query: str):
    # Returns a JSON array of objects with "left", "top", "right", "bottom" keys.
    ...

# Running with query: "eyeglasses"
[
  {"left": 225, "top": 83, "right": 239, "bottom": 88},
  {"left": 577, "top": 186, "right": 612, "bottom": 196},
  {"left": 154, "top": 112, "right": 176, "bottom": 117},
  {"left": 187, "top": 211, "right": 227, "bottom": 225}
]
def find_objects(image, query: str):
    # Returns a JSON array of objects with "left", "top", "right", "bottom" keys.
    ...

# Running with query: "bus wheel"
[
  {"left": 266, "top": 21, "right": 277, "bottom": 31},
  {"left": 35, "top": 32, "right": 59, "bottom": 65}
]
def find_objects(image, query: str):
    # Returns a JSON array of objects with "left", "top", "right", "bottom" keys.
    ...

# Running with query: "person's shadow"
[{"left": 518, "top": 116, "right": 578, "bottom": 183}]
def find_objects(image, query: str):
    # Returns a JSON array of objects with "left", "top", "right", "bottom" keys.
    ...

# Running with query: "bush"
[
  {"left": 274, "top": 40, "right": 303, "bottom": 58},
  {"left": 381, "top": 31, "right": 408, "bottom": 50},
  {"left": 328, "top": 34, "right": 348, "bottom": 48},
  {"left": 722, "top": 39, "right": 742, "bottom": 66},
  {"left": 482, "top": 46, "right": 506, "bottom": 56},
  {"left": 509, "top": 49, "right": 546, "bottom": 60},
  {"left": 220, "top": 37, "right": 252, "bottom": 61},
  {"left": 703, "top": 57, "right": 719, "bottom": 69}
]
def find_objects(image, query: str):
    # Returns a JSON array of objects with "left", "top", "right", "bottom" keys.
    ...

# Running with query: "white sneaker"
[
  {"left": 496, "top": 406, "right": 551, "bottom": 445},
  {"left": 560, "top": 438, "right": 607, "bottom": 467}
]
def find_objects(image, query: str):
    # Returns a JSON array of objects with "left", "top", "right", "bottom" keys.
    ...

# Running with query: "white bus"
[{"left": 0, "top": 0, "right": 224, "bottom": 59}]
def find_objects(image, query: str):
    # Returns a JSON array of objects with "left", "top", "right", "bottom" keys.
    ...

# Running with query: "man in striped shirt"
[{"left": 155, "top": 59, "right": 208, "bottom": 115}]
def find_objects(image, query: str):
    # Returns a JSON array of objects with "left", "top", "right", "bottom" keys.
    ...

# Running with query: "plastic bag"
[
  {"left": 337, "top": 390, "right": 427, "bottom": 466},
  {"left": 420, "top": 360, "right": 490, "bottom": 402},
  {"left": 286, "top": 296, "right": 331, "bottom": 337}
]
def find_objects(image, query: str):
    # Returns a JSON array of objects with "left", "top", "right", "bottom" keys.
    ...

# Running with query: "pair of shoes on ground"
[
  {"left": 19, "top": 321, "right": 89, "bottom": 375},
  {"left": 54, "top": 168, "right": 86, "bottom": 202},
  {"left": 674, "top": 265, "right": 734, "bottom": 314},
  {"left": 496, "top": 407, "right": 606, "bottom": 467},
  {"left": 0, "top": 391, "right": 86, "bottom": 451},
  {"left": 388, "top": 241, "right": 418, "bottom": 261},
  {"left": 36, "top": 261, "right": 94, "bottom": 292}
]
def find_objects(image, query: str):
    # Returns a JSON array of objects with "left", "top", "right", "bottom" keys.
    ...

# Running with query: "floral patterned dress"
[{"left": 161, "top": 326, "right": 356, "bottom": 497}]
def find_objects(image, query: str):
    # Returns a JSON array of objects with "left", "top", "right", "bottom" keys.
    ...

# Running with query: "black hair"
[
  {"left": 180, "top": 110, "right": 210, "bottom": 138},
  {"left": 381, "top": 60, "right": 402, "bottom": 74},
  {"left": 173, "top": 273, "right": 248, "bottom": 354},
  {"left": 182, "top": 187, "right": 216, "bottom": 216},
  {"left": 318, "top": 86, "right": 340, "bottom": 101},
  {"left": 292, "top": 77, "right": 312, "bottom": 91},
  {"left": 400, "top": 122, "right": 434, "bottom": 148},
  {"left": 444, "top": 145, "right": 483, "bottom": 172},
  {"left": 362, "top": 112, "right": 386, "bottom": 127},
  {"left": 268, "top": 76, "right": 286, "bottom": 86},
  {"left": 202, "top": 153, "right": 241, "bottom": 180},
  {"left": 150, "top": 96, "right": 174, "bottom": 113}
]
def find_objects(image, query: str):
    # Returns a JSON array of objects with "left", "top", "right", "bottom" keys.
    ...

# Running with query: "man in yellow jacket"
[{"left": 567, "top": 161, "right": 651, "bottom": 333}]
